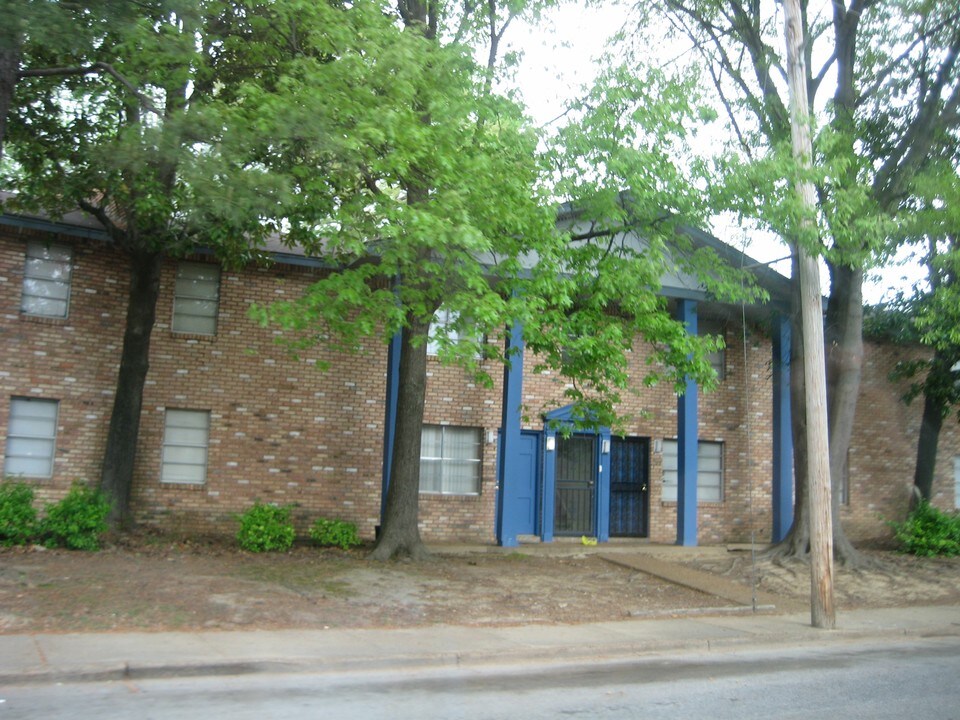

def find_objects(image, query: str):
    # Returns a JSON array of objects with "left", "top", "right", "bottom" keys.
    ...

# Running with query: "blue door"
[
  {"left": 609, "top": 437, "right": 649, "bottom": 537},
  {"left": 513, "top": 431, "right": 540, "bottom": 535}
]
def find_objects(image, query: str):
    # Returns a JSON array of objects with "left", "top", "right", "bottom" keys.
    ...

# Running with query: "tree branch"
[
  {"left": 874, "top": 25, "right": 960, "bottom": 206},
  {"left": 19, "top": 61, "right": 163, "bottom": 117}
]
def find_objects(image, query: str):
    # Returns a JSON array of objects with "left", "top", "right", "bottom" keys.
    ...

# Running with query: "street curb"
[{"left": 3, "top": 619, "right": 960, "bottom": 686}]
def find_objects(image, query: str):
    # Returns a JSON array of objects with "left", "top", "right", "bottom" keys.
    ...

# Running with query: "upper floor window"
[
  {"left": 21, "top": 240, "right": 72, "bottom": 318},
  {"left": 662, "top": 439, "right": 724, "bottom": 503},
  {"left": 420, "top": 425, "right": 482, "bottom": 495},
  {"left": 3, "top": 397, "right": 59, "bottom": 478},
  {"left": 700, "top": 320, "right": 726, "bottom": 381},
  {"left": 161, "top": 409, "right": 210, "bottom": 485},
  {"left": 173, "top": 262, "right": 220, "bottom": 335},
  {"left": 427, "top": 307, "right": 481, "bottom": 357}
]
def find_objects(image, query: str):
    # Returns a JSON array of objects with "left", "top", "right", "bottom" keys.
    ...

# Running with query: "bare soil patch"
[
  {"left": 680, "top": 548, "right": 960, "bottom": 611},
  {"left": 2, "top": 536, "right": 959, "bottom": 634},
  {"left": 0, "top": 536, "right": 724, "bottom": 634}
]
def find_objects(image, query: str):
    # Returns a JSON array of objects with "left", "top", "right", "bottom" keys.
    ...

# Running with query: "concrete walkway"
[
  {"left": 3, "top": 605, "right": 960, "bottom": 685},
  {"left": 599, "top": 553, "right": 809, "bottom": 613}
]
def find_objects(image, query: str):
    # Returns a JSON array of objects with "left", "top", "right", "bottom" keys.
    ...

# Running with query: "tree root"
[{"left": 369, "top": 538, "right": 433, "bottom": 563}]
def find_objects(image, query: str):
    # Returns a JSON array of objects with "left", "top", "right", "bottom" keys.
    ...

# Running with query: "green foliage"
[
  {"left": 236, "top": 503, "right": 296, "bottom": 553},
  {"left": 0, "top": 480, "right": 38, "bottom": 547},
  {"left": 309, "top": 518, "right": 362, "bottom": 550},
  {"left": 40, "top": 483, "right": 110, "bottom": 551},
  {"left": 890, "top": 501, "right": 960, "bottom": 557}
]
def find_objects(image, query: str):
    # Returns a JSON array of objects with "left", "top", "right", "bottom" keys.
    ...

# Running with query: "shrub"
[
  {"left": 40, "top": 483, "right": 111, "bottom": 551},
  {"left": 237, "top": 503, "right": 296, "bottom": 552},
  {"left": 309, "top": 518, "right": 362, "bottom": 550},
  {"left": 0, "top": 480, "right": 38, "bottom": 547},
  {"left": 890, "top": 501, "right": 960, "bottom": 557}
]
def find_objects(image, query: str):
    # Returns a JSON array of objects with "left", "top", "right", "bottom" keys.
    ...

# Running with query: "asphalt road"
[{"left": 3, "top": 636, "right": 959, "bottom": 719}]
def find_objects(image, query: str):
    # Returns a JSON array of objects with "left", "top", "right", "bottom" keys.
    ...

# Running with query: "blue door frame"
[{"left": 540, "top": 405, "right": 611, "bottom": 543}]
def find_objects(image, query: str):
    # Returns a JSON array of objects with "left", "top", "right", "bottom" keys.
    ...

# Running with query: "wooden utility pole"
[{"left": 781, "top": 0, "right": 836, "bottom": 629}]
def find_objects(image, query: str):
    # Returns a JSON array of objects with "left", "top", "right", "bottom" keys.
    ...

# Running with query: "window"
[
  {"left": 4, "top": 397, "right": 59, "bottom": 478},
  {"left": 161, "top": 409, "right": 210, "bottom": 484},
  {"left": 661, "top": 439, "right": 723, "bottom": 503},
  {"left": 427, "top": 307, "right": 480, "bottom": 357},
  {"left": 419, "top": 425, "right": 482, "bottom": 495},
  {"left": 21, "top": 240, "right": 72, "bottom": 318},
  {"left": 700, "top": 320, "right": 725, "bottom": 381},
  {"left": 173, "top": 262, "right": 220, "bottom": 335}
]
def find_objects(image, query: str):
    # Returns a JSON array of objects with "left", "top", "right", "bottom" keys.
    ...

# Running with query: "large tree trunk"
[
  {"left": 913, "top": 353, "right": 951, "bottom": 503},
  {"left": 769, "top": 255, "right": 865, "bottom": 569},
  {"left": 370, "top": 311, "right": 432, "bottom": 561},
  {"left": 0, "top": 44, "right": 20, "bottom": 160},
  {"left": 824, "top": 262, "right": 864, "bottom": 565},
  {"left": 99, "top": 249, "right": 163, "bottom": 527}
]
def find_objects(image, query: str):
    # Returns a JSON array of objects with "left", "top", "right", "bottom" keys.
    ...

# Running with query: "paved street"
[{"left": 3, "top": 636, "right": 958, "bottom": 719}]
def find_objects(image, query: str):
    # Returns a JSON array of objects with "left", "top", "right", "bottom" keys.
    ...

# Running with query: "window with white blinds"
[
  {"left": 661, "top": 439, "right": 723, "bottom": 503},
  {"left": 4, "top": 397, "right": 59, "bottom": 478},
  {"left": 21, "top": 241, "right": 72, "bottom": 318},
  {"left": 173, "top": 262, "right": 220, "bottom": 335},
  {"left": 161, "top": 409, "right": 210, "bottom": 484},
  {"left": 419, "top": 425, "right": 482, "bottom": 495}
]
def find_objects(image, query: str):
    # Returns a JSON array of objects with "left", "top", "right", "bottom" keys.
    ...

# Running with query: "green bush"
[
  {"left": 40, "top": 483, "right": 110, "bottom": 551},
  {"left": 237, "top": 503, "right": 296, "bottom": 552},
  {"left": 309, "top": 518, "right": 361, "bottom": 550},
  {"left": 890, "top": 501, "right": 960, "bottom": 557},
  {"left": 0, "top": 480, "right": 38, "bottom": 546}
]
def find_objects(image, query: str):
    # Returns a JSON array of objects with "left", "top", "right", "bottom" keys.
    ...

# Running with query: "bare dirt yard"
[{"left": 2, "top": 534, "right": 959, "bottom": 634}]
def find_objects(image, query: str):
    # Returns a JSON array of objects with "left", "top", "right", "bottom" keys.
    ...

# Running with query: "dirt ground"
[{"left": 2, "top": 534, "right": 960, "bottom": 634}]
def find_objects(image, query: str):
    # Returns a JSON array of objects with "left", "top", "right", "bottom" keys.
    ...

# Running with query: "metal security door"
[
  {"left": 609, "top": 437, "right": 649, "bottom": 537},
  {"left": 554, "top": 435, "right": 596, "bottom": 536}
]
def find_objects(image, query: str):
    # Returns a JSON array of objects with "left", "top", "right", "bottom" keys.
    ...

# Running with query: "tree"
[
  {"left": 0, "top": 1, "right": 149, "bottom": 160},
  {"left": 866, "top": 151, "right": 960, "bottom": 504},
  {"left": 249, "top": 1, "right": 760, "bottom": 560},
  {"left": 625, "top": 0, "right": 960, "bottom": 565},
  {"left": 4, "top": 1, "right": 284, "bottom": 525}
]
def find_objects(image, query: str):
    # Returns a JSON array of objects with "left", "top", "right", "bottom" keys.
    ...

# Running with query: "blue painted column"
[
  {"left": 380, "top": 331, "right": 402, "bottom": 520},
  {"left": 771, "top": 314, "right": 794, "bottom": 543},
  {"left": 676, "top": 299, "right": 699, "bottom": 547},
  {"left": 596, "top": 429, "right": 612, "bottom": 542},
  {"left": 541, "top": 427, "right": 558, "bottom": 543},
  {"left": 496, "top": 320, "right": 526, "bottom": 547}
]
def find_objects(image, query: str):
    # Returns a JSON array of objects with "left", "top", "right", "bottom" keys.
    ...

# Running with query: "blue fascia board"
[{"left": 1, "top": 213, "right": 110, "bottom": 241}]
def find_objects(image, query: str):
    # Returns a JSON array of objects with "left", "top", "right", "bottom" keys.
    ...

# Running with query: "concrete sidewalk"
[{"left": 3, "top": 605, "right": 959, "bottom": 685}]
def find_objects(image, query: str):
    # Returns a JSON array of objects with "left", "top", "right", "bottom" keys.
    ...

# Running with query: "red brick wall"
[
  {"left": 419, "top": 356, "right": 503, "bottom": 540},
  {"left": 846, "top": 340, "right": 960, "bottom": 543},
  {"left": 4, "top": 224, "right": 958, "bottom": 546},
  {"left": 1, "top": 227, "right": 389, "bottom": 539}
]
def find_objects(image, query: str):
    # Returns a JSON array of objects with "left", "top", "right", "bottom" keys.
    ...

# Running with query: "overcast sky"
[{"left": 503, "top": 3, "right": 921, "bottom": 305}]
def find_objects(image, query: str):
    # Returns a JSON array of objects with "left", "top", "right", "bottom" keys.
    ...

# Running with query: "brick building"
[{"left": 2, "top": 206, "right": 957, "bottom": 546}]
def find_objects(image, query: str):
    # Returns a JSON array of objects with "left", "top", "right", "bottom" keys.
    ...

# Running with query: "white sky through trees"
[{"left": 505, "top": 2, "right": 923, "bottom": 305}]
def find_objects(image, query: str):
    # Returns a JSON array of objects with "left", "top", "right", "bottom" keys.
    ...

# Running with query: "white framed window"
[
  {"left": 161, "top": 409, "right": 210, "bottom": 485},
  {"left": 173, "top": 262, "right": 220, "bottom": 335},
  {"left": 4, "top": 397, "right": 59, "bottom": 478},
  {"left": 419, "top": 425, "right": 482, "bottom": 495},
  {"left": 661, "top": 439, "right": 723, "bottom": 503},
  {"left": 21, "top": 240, "right": 72, "bottom": 318},
  {"left": 427, "top": 307, "right": 481, "bottom": 357},
  {"left": 954, "top": 456, "right": 960, "bottom": 510}
]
